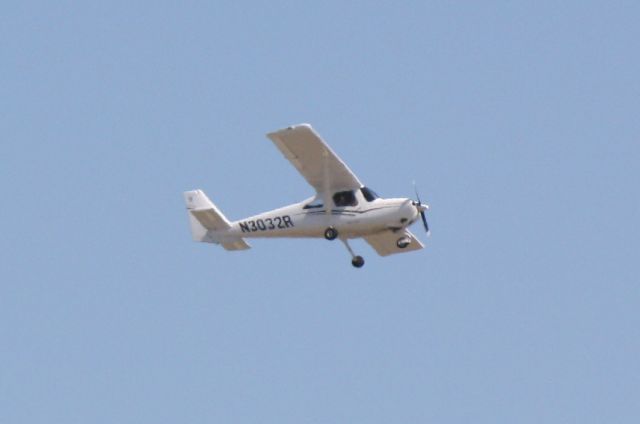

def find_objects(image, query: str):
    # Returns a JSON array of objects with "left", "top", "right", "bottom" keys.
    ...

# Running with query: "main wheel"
[
  {"left": 324, "top": 227, "right": 338, "bottom": 241},
  {"left": 396, "top": 236, "right": 411, "bottom": 249},
  {"left": 351, "top": 256, "right": 365, "bottom": 268}
]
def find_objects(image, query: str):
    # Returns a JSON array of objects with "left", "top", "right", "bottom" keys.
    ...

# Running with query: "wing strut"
[{"left": 322, "top": 149, "right": 332, "bottom": 217}]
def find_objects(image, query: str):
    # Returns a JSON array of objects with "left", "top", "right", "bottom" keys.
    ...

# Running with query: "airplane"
[{"left": 184, "top": 123, "right": 430, "bottom": 267}]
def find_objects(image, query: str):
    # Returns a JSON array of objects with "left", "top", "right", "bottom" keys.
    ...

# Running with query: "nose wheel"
[
  {"left": 341, "top": 238, "right": 365, "bottom": 268},
  {"left": 351, "top": 255, "right": 365, "bottom": 268}
]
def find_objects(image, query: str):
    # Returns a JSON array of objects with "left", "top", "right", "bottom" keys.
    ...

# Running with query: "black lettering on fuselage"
[
  {"left": 238, "top": 215, "right": 294, "bottom": 233},
  {"left": 283, "top": 215, "right": 294, "bottom": 228}
]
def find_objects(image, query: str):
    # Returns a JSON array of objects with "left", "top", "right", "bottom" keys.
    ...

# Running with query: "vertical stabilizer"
[{"left": 183, "top": 190, "right": 250, "bottom": 250}]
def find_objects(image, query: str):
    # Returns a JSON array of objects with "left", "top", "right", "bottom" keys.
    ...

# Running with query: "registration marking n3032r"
[{"left": 239, "top": 216, "right": 294, "bottom": 233}]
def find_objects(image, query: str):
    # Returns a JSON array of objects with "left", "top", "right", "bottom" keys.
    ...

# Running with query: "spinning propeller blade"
[{"left": 413, "top": 182, "right": 431, "bottom": 236}]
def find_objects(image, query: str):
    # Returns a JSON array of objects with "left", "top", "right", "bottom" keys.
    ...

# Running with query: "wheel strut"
[{"left": 341, "top": 239, "right": 365, "bottom": 268}]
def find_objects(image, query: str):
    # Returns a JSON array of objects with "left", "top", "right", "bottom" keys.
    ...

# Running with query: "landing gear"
[
  {"left": 351, "top": 256, "right": 365, "bottom": 268},
  {"left": 396, "top": 236, "right": 411, "bottom": 249},
  {"left": 324, "top": 227, "right": 338, "bottom": 240},
  {"left": 341, "top": 238, "right": 365, "bottom": 268}
]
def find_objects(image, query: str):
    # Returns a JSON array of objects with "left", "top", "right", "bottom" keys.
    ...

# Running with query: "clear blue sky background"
[{"left": 2, "top": 1, "right": 639, "bottom": 423}]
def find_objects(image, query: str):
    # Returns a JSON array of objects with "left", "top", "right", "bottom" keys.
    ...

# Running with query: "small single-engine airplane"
[{"left": 184, "top": 123, "right": 430, "bottom": 267}]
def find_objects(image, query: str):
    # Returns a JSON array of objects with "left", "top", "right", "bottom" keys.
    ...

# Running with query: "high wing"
[
  {"left": 364, "top": 230, "right": 424, "bottom": 257},
  {"left": 267, "top": 124, "right": 362, "bottom": 193}
]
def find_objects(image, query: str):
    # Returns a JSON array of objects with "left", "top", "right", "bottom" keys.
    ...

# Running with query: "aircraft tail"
[{"left": 183, "top": 189, "right": 250, "bottom": 251}]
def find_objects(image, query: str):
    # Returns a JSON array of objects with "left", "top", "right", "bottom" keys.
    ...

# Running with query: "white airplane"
[{"left": 184, "top": 123, "right": 430, "bottom": 267}]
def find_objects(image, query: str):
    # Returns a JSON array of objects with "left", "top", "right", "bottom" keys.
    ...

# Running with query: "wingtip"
[
  {"left": 267, "top": 123, "right": 313, "bottom": 137},
  {"left": 286, "top": 123, "right": 312, "bottom": 130}
]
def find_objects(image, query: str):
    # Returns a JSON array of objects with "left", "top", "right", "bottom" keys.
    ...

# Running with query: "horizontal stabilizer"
[
  {"left": 221, "top": 238, "right": 251, "bottom": 251},
  {"left": 190, "top": 208, "right": 229, "bottom": 232},
  {"left": 184, "top": 189, "right": 251, "bottom": 250},
  {"left": 184, "top": 190, "right": 231, "bottom": 231}
]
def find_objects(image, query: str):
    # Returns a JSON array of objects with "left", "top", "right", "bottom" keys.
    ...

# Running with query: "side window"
[
  {"left": 303, "top": 199, "right": 323, "bottom": 209},
  {"left": 333, "top": 190, "right": 358, "bottom": 207}
]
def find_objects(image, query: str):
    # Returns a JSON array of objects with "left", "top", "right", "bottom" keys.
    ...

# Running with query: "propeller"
[{"left": 412, "top": 182, "right": 430, "bottom": 236}]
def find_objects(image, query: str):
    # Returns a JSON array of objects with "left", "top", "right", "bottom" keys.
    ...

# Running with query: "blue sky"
[{"left": 2, "top": 1, "right": 639, "bottom": 423}]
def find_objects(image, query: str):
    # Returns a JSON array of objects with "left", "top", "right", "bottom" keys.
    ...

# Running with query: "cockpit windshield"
[{"left": 361, "top": 187, "right": 379, "bottom": 202}]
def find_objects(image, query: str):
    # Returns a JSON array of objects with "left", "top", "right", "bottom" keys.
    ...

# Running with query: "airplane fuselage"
[
  {"left": 224, "top": 196, "right": 419, "bottom": 240},
  {"left": 184, "top": 123, "right": 429, "bottom": 267}
]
